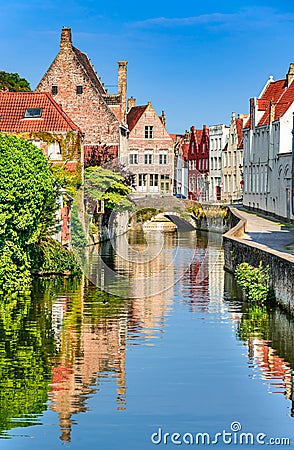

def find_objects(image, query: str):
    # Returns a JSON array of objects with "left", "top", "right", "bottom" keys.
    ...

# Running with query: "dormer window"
[
  {"left": 76, "top": 86, "right": 83, "bottom": 94},
  {"left": 24, "top": 108, "right": 42, "bottom": 118},
  {"left": 52, "top": 85, "right": 58, "bottom": 95}
]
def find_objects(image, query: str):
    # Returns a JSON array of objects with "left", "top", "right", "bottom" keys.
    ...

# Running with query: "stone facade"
[
  {"left": 222, "top": 113, "right": 248, "bottom": 202},
  {"left": 126, "top": 101, "right": 174, "bottom": 195},
  {"left": 209, "top": 123, "right": 229, "bottom": 201},
  {"left": 36, "top": 27, "right": 128, "bottom": 165}
]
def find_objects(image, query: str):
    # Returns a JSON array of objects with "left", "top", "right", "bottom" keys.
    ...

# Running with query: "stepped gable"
[{"left": 0, "top": 91, "right": 81, "bottom": 133}]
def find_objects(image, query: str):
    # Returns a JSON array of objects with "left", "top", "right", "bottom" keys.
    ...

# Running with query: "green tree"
[
  {"left": 0, "top": 71, "right": 31, "bottom": 92},
  {"left": 0, "top": 133, "right": 58, "bottom": 291}
]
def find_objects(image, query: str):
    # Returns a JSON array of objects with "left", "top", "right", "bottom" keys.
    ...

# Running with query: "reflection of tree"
[
  {"left": 0, "top": 286, "right": 55, "bottom": 436},
  {"left": 237, "top": 304, "right": 270, "bottom": 342}
]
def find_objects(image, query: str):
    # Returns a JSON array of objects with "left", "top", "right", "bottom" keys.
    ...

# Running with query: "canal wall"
[
  {"left": 223, "top": 207, "right": 294, "bottom": 310},
  {"left": 191, "top": 204, "right": 232, "bottom": 234},
  {"left": 91, "top": 210, "right": 130, "bottom": 243}
]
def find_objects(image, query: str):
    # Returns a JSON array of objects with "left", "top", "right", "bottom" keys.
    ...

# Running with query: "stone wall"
[{"left": 223, "top": 207, "right": 294, "bottom": 310}]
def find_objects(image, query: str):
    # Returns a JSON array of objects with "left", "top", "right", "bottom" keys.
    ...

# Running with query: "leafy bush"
[
  {"left": 235, "top": 261, "right": 270, "bottom": 303},
  {"left": 29, "top": 238, "right": 81, "bottom": 275},
  {"left": 0, "top": 134, "right": 58, "bottom": 291}
]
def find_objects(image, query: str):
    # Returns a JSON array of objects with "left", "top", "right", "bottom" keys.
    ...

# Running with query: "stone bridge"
[{"left": 130, "top": 194, "right": 196, "bottom": 231}]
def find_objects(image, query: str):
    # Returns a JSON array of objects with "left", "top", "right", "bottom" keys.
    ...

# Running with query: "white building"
[
  {"left": 243, "top": 64, "right": 294, "bottom": 220},
  {"left": 208, "top": 124, "right": 229, "bottom": 201}
]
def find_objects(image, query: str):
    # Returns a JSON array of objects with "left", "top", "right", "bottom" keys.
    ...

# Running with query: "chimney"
[
  {"left": 287, "top": 63, "right": 294, "bottom": 87},
  {"left": 118, "top": 61, "right": 128, "bottom": 122},
  {"left": 60, "top": 27, "right": 72, "bottom": 52},
  {"left": 127, "top": 97, "right": 136, "bottom": 111},
  {"left": 269, "top": 101, "right": 276, "bottom": 124}
]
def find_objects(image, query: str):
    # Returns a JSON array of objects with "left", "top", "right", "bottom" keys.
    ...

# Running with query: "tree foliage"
[
  {"left": 0, "top": 134, "right": 58, "bottom": 291},
  {"left": 0, "top": 71, "right": 31, "bottom": 92}
]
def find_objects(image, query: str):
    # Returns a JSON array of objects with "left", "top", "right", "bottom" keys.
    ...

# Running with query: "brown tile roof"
[
  {"left": 0, "top": 92, "right": 81, "bottom": 133},
  {"left": 127, "top": 105, "right": 148, "bottom": 131},
  {"left": 73, "top": 47, "right": 107, "bottom": 95}
]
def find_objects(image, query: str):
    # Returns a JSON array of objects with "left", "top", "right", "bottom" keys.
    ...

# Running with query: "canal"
[{"left": 1, "top": 230, "right": 294, "bottom": 449}]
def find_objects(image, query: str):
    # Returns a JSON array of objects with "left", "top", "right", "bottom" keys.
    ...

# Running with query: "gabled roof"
[
  {"left": 73, "top": 47, "right": 107, "bottom": 95},
  {"left": 127, "top": 105, "right": 148, "bottom": 131},
  {"left": 0, "top": 92, "right": 81, "bottom": 133},
  {"left": 244, "top": 77, "right": 294, "bottom": 128}
]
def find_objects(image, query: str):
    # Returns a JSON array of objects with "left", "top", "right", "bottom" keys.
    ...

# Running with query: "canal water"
[{"left": 1, "top": 230, "right": 294, "bottom": 449}]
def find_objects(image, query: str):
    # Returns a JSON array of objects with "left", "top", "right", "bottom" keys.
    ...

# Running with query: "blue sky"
[{"left": 1, "top": 0, "right": 294, "bottom": 133}]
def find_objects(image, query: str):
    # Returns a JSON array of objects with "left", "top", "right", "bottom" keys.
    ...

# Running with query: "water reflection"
[
  {"left": 2, "top": 232, "right": 294, "bottom": 446},
  {"left": 226, "top": 271, "right": 294, "bottom": 417}
]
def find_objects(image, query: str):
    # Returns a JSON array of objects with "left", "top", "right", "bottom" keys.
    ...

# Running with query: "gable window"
[
  {"left": 145, "top": 125, "right": 153, "bottom": 139},
  {"left": 76, "top": 85, "right": 83, "bottom": 95},
  {"left": 129, "top": 151, "right": 138, "bottom": 165},
  {"left": 24, "top": 108, "right": 42, "bottom": 118},
  {"left": 52, "top": 85, "right": 58, "bottom": 95},
  {"left": 144, "top": 151, "right": 153, "bottom": 164},
  {"left": 159, "top": 150, "right": 168, "bottom": 165}
]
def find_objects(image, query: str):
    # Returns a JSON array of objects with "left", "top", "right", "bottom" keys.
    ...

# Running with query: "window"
[
  {"left": 150, "top": 174, "right": 159, "bottom": 192},
  {"left": 138, "top": 174, "right": 147, "bottom": 192},
  {"left": 48, "top": 142, "right": 62, "bottom": 160},
  {"left": 24, "top": 108, "right": 42, "bottom": 118},
  {"left": 144, "top": 151, "right": 153, "bottom": 164},
  {"left": 129, "top": 151, "right": 138, "bottom": 165},
  {"left": 145, "top": 125, "right": 153, "bottom": 139},
  {"left": 159, "top": 150, "right": 168, "bottom": 165},
  {"left": 52, "top": 85, "right": 58, "bottom": 95},
  {"left": 76, "top": 85, "right": 83, "bottom": 94}
]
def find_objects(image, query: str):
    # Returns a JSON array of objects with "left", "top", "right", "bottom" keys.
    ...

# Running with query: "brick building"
[
  {"left": 172, "top": 131, "right": 190, "bottom": 198},
  {"left": 188, "top": 125, "right": 209, "bottom": 201},
  {"left": 0, "top": 91, "right": 82, "bottom": 246},
  {"left": 126, "top": 100, "right": 174, "bottom": 194},
  {"left": 36, "top": 27, "right": 128, "bottom": 166}
]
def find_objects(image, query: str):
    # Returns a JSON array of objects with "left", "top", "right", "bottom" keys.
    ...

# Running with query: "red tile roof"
[
  {"left": 0, "top": 92, "right": 81, "bottom": 133},
  {"left": 244, "top": 78, "right": 294, "bottom": 128},
  {"left": 127, "top": 105, "right": 148, "bottom": 131},
  {"left": 53, "top": 161, "right": 78, "bottom": 172}
]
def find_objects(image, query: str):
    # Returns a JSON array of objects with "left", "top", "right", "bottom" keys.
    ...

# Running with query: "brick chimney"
[
  {"left": 286, "top": 63, "right": 294, "bottom": 87},
  {"left": 127, "top": 97, "right": 136, "bottom": 111},
  {"left": 60, "top": 27, "right": 72, "bottom": 52},
  {"left": 118, "top": 61, "right": 127, "bottom": 122}
]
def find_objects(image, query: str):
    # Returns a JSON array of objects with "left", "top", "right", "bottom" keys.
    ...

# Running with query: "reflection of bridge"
[{"left": 130, "top": 195, "right": 196, "bottom": 231}]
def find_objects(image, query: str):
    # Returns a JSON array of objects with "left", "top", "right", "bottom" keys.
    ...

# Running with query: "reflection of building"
[
  {"left": 249, "top": 338, "right": 292, "bottom": 398},
  {"left": 126, "top": 100, "right": 174, "bottom": 194},
  {"left": 49, "top": 283, "right": 128, "bottom": 442}
]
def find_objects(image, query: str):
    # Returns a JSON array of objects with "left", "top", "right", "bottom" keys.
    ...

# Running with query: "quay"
[{"left": 224, "top": 207, "right": 294, "bottom": 310}]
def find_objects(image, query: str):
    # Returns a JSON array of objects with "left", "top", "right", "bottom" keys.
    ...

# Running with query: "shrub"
[{"left": 235, "top": 261, "right": 270, "bottom": 303}]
